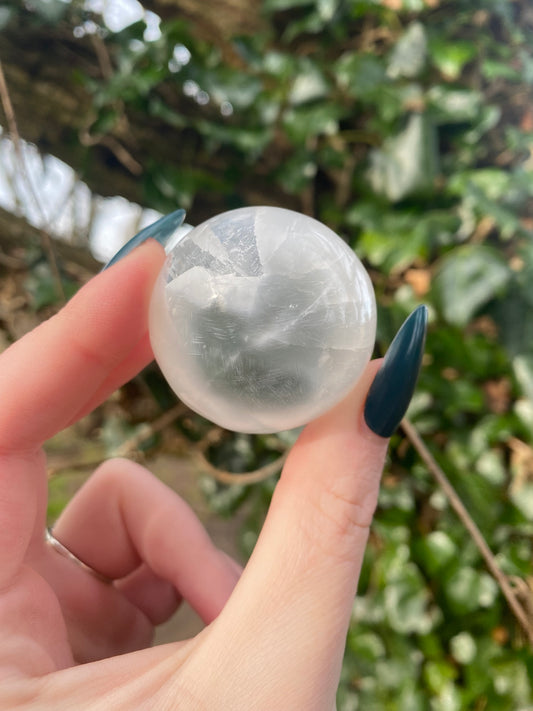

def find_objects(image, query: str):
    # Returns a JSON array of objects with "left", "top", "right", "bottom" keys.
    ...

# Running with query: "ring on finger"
[{"left": 45, "top": 527, "right": 113, "bottom": 584}]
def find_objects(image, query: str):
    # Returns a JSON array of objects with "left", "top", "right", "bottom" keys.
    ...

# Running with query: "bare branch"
[
  {"left": 0, "top": 61, "right": 65, "bottom": 301},
  {"left": 193, "top": 449, "right": 288, "bottom": 486},
  {"left": 401, "top": 416, "right": 533, "bottom": 646}
]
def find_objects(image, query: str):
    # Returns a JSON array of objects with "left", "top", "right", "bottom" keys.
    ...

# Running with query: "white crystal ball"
[{"left": 149, "top": 206, "right": 376, "bottom": 433}]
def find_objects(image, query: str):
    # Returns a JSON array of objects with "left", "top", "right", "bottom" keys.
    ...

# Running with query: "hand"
[{"left": 0, "top": 238, "right": 425, "bottom": 709}]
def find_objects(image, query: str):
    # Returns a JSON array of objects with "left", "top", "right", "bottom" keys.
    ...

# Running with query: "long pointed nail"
[
  {"left": 364, "top": 305, "right": 428, "bottom": 438},
  {"left": 102, "top": 208, "right": 186, "bottom": 270}
]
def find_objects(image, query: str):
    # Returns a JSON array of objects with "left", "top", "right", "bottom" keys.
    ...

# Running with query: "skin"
[{"left": 0, "top": 240, "right": 388, "bottom": 710}]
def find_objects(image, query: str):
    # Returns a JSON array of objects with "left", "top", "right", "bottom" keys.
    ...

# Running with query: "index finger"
[{"left": 0, "top": 240, "right": 165, "bottom": 454}]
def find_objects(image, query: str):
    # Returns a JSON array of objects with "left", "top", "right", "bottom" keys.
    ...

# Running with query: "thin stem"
[
  {"left": 194, "top": 449, "right": 288, "bottom": 486},
  {"left": 401, "top": 416, "right": 533, "bottom": 646},
  {"left": 0, "top": 61, "right": 65, "bottom": 301}
]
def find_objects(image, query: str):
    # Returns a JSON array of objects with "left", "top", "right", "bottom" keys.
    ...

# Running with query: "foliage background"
[{"left": 1, "top": 0, "right": 533, "bottom": 708}]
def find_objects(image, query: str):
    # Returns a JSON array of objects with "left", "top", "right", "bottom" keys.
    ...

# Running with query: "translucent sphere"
[{"left": 149, "top": 206, "right": 376, "bottom": 433}]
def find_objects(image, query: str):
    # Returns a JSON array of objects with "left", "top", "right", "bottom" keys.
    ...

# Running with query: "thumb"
[{"left": 179, "top": 306, "right": 427, "bottom": 710}]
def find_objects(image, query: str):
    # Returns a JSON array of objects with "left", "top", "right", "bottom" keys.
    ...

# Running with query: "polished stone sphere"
[{"left": 149, "top": 206, "right": 376, "bottom": 433}]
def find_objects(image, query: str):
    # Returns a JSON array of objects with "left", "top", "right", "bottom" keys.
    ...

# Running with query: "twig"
[
  {"left": 401, "top": 416, "right": 533, "bottom": 646},
  {"left": 48, "top": 396, "right": 288, "bottom": 486},
  {"left": 194, "top": 449, "right": 289, "bottom": 486},
  {"left": 47, "top": 403, "right": 187, "bottom": 476},
  {"left": 0, "top": 250, "right": 26, "bottom": 270},
  {"left": 192, "top": 425, "right": 289, "bottom": 485},
  {"left": 90, "top": 34, "right": 113, "bottom": 80},
  {"left": 113, "top": 403, "right": 187, "bottom": 457},
  {"left": 0, "top": 61, "right": 65, "bottom": 301},
  {"left": 79, "top": 129, "right": 142, "bottom": 176}
]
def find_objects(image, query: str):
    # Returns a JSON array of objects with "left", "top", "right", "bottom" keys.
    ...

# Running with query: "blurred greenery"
[{"left": 3, "top": 0, "right": 533, "bottom": 707}]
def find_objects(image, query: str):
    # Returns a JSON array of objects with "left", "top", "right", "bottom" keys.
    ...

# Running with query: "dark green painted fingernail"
[
  {"left": 102, "top": 208, "right": 186, "bottom": 270},
  {"left": 364, "top": 305, "right": 428, "bottom": 438}
]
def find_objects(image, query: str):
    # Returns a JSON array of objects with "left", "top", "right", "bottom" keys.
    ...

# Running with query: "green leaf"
[
  {"left": 430, "top": 682, "right": 462, "bottom": 711},
  {"left": 275, "top": 151, "right": 317, "bottom": 193},
  {"left": 448, "top": 169, "right": 512, "bottom": 202},
  {"left": 348, "top": 204, "right": 459, "bottom": 272},
  {"left": 450, "top": 632, "right": 477, "bottom": 665},
  {"left": 492, "top": 246, "right": 533, "bottom": 357},
  {"left": 282, "top": 103, "right": 343, "bottom": 143},
  {"left": 427, "top": 87, "right": 482, "bottom": 124},
  {"left": 387, "top": 22, "right": 427, "bottom": 80},
  {"left": 357, "top": 227, "right": 428, "bottom": 273},
  {"left": 433, "top": 245, "right": 511, "bottom": 327},
  {"left": 24, "top": 0, "right": 67, "bottom": 23},
  {"left": 196, "top": 120, "right": 272, "bottom": 156},
  {"left": 346, "top": 631, "right": 386, "bottom": 662},
  {"left": 418, "top": 531, "right": 457, "bottom": 576},
  {"left": 368, "top": 113, "right": 440, "bottom": 202},
  {"left": 384, "top": 566, "right": 435, "bottom": 634},
  {"left": 335, "top": 52, "right": 387, "bottom": 99},
  {"left": 24, "top": 264, "right": 77, "bottom": 310},
  {"left": 203, "top": 69, "right": 263, "bottom": 110},
  {"left": 429, "top": 39, "right": 476, "bottom": 80},
  {"left": 513, "top": 355, "right": 533, "bottom": 402},
  {"left": 263, "top": 0, "right": 314, "bottom": 10},
  {"left": 482, "top": 58, "right": 521, "bottom": 81},
  {"left": 148, "top": 96, "right": 187, "bottom": 129},
  {"left": 0, "top": 6, "right": 13, "bottom": 29},
  {"left": 289, "top": 64, "right": 329, "bottom": 105},
  {"left": 423, "top": 660, "right": 457, "bottom": 695},
  {"left": 475, "top": 450, "right": 506, "bottom": 485},
  {"left": 444, "top": 567, "right": 498, "bottom": 614},
  {"left": 510, "top": 484, "right": 533, "bottom": 521}
]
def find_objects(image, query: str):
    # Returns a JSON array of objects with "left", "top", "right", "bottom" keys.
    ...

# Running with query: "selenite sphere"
[{"left": 149, "top": 206, "right": 376, "bottom": 433}]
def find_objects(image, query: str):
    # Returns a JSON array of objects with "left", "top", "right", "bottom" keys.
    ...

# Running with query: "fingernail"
[
  {"left": 102, "top": 208, "right": 186, "bottom": 270},
  {"left": 364, "top": 305, "right": 428, "bottom": 438}
]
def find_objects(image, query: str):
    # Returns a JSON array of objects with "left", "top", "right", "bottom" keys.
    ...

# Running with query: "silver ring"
[{"left": 45, "top": 528, "right": 113, "bottom": 584}]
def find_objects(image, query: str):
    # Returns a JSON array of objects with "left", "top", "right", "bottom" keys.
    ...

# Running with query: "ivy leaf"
[
  {"left": 23, "top": 0, "right": 67, "bottom": 23},
  {"left": 263, "top": 0, "right": 314, "bottom": 10},
  {"left": 433, "top": 245, "right": 511, "bottom": 327},
  {"left": 335, "top": 52, "right": 387, "bottom": 99},
  {"left": 289, "top": 63, "right": 329, "bottom": 105},
  {"left": 427, "top": 87, "right": 482, "bottom": 124},
  {"left": 429, "top": 38, "right": 476, "bottom": 80},
  {"left": 384, "top": 564, "right": 435, "bottom": 634},
  {"left": 0, "top": 6, "right": 13, "bottom": 29},
  {"left": 24, "top": 264, "right": 77, "bottom": 310},
  {"left": 282, "top": 103, "right": 343, "bottom": 143},
  {"left": 368, "top": 113, "right": 439, "bottom": 202},
  {"left": 444, "top": 567, "right": 498, "bottom": 614},
  {"left": 417, "top": 531, "right": 457, "bottom": 576},
  {"left": 513, "top": 355, "right": 533, "bottom": 402},
  {"left": 387, "top": 22, "right": 427, "bottom": 79}
]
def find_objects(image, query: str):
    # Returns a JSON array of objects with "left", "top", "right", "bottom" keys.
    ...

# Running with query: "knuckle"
[
  {"left": 299, "top": 474, "right": 378, "bottom": 561},
  {"left": 68, "top": 329, "right": 110, "bottom": 373},
  {"left": 92, "top": 457, "right": 145, "bottom": 488}
]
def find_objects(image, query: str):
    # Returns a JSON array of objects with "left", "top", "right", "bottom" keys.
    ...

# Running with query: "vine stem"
[
  {"left": 401, "top": 416, "right": 533, "bottom": 646},
  {"left": 193, "top": 449, "right": 288, "bottom": 486},
  {"left": 0, "top": 61, "right": 65, "bottom": 301}
]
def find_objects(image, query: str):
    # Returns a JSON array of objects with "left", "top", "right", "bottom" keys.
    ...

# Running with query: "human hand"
[{"left": 0, "top": 229, "right": 426, "bottom": 709}]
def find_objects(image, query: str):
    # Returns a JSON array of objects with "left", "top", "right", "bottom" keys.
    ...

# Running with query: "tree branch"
[
  {"left": 401, "top": 416, "right": 533, "bottom": 646},
  {"left": 0, "top": 61, "right": 65, "bottom": 301}
]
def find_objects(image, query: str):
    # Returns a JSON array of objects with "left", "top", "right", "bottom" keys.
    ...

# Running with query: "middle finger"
[{"left": 52, "top": 459, "right": 242, "bottom": 624}]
